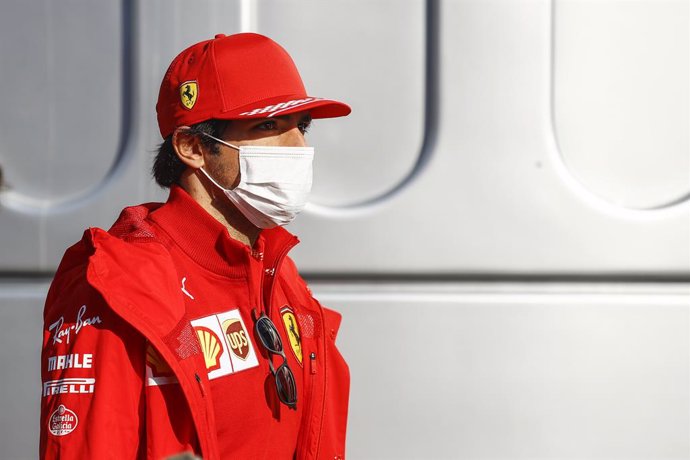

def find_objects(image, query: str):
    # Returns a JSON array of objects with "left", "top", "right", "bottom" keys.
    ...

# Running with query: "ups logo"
[{"left": 223, "top": 319, "right": 249, "bottom": 360}]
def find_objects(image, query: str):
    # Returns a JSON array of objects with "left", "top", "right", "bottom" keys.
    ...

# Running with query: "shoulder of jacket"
[
  {"left": 279, "top": 256, "right": 312, "bottom": 293},
  {"left": 46, "top": 227, "right": 175, "bottom": 311},
  {"left": 279, "top": 257, "right": 344, "bottom": 333}
]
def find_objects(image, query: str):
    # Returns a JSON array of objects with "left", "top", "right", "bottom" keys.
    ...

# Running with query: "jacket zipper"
[
  {"left": 312, "top": 311, "right": 328, "bottom": 459},
  {"left": 297, "top": 351, "right": 318, "bottom": 459},
  {"left": 310, "top": 352, "right": 317, "bottom": 375},
  {"left": 195, "top": 373, "right": 206, "bottom": 397},
  {"left": 259, "top": 236, "right": 329, "bottom": 459},
  {"left": 262, "top": 237, "right": 298, "bottom": 318}
]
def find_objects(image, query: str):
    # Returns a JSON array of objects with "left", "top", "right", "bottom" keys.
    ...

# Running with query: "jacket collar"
[{"left": 148, "top": 185, "right": 299, "bottom": 277}]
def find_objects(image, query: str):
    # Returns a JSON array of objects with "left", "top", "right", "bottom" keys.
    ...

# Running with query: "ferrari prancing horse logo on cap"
[{"left": 179, "top": 81, "right": 198, "bottom": 110}]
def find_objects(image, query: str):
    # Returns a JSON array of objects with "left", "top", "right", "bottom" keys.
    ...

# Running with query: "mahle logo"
[
  {"left": 179, "top": 81, "right": 198, "bottom": 109},
  {"left": 223, "top": 319, "right": 249, "bottom": 360}
]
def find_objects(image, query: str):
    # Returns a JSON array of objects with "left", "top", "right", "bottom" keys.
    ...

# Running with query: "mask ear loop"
[
  {"left": 186, "top": 129, "right": 242, "bottom": 199},
  {"left": 196, "top": 131, "right": 241, "bottom": 151},
  {"left": 197, "top": 166, "right": 230, "bottom": 193},
  {"left": 195, "top": 168, "right": 220, "bottom": 202}
]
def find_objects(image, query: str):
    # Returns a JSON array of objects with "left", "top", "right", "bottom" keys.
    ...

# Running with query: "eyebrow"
[{"left": 271, "top": 113, "right": 312, "bottom": 123}]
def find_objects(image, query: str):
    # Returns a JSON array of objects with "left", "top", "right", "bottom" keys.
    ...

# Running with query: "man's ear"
[{"left": 172, "top": 126, "right": 205, "bottom": 168}]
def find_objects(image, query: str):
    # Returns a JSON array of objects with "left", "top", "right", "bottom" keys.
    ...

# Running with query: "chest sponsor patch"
[
  {"left": 223, "top": 319, "right": 250, "bottom": 360},
  {"left": 48, "top": 405, "right": 78, "bottom": 436},
  {"left": 196, "top": 326, "right": 225, "bottom": 371},
  {"left": 280, "top": 306, "right": 303, "bottom": 366},
  {"left": 190, "top": 309, "right": 259, "bottom": 381}
]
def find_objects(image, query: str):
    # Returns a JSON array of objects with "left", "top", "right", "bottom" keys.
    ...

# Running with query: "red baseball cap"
[{"left": 156, "top": 33, "right": 351, "bottom": 138}]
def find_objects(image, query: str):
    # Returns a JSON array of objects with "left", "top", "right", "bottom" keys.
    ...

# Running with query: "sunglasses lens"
[
  {"left": 275, "top": 364, "right": 297, "bottom": 406},
  {"left": 254, "top": 313, "right": 297, "bottom": 408},
  {"left": 256, "top": 317, "right": 283, "bottom": 353}
]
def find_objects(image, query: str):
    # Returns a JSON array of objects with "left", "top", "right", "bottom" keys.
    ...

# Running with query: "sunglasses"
[{"left": 253, "top": 311, "right": 297, "bottom": 409}]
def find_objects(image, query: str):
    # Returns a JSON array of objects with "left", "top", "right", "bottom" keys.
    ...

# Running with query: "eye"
[
  {"left": 255, "top": 120, "right": 278, "bottom": 131},
  {"left": 298, "top": 119, "right": 312, "bottom": 135}
]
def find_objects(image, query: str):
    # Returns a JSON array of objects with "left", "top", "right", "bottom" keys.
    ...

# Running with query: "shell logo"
[
  {"left": 146, "top": 345, "right": 173, "bottom": 377},
  {"left": 223, "top": 319, "right": 249, "bottom": 360},
  {"left": 195, "top": 326, "right": 224, "bottom": 372}
]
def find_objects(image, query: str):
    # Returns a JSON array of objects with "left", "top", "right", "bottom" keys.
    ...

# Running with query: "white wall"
[{"left": 1, "top": 1, "right": 688, "bottom": 458}]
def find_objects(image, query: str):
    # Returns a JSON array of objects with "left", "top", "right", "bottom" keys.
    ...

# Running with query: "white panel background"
[
  {"left": 321, "top": 283, "right": 690, "bottom": 459},
  {"left": 1, "top": 283, "right": 688, "bottom": 458},
  {"left": 0, "top": 0, "right": 688, "bottom": 459}
]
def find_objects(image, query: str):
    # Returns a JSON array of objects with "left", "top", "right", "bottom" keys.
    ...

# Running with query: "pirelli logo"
[{"left": 43, "top": 378, "right": 95, "bottom": 397}]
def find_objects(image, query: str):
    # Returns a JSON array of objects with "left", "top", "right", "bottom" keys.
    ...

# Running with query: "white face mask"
[{"left": 196, "top": 132, "right": 314, "bottom": 229}]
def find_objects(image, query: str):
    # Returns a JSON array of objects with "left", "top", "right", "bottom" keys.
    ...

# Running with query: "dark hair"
[{"left": 152, "top": 119, "right": 229, "bottom": 188}]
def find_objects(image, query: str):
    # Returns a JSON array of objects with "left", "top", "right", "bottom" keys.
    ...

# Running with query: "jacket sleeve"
[
  {"left": 40, "top": 261, "right": 147, "bottom": 459},
  {"left": 317, "top": 306, "right": 350, "bottom": 460}
]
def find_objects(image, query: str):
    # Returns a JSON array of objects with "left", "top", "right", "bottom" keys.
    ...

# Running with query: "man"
[{"left": 40, "top": 33, "right": 350, "bottom": 459}]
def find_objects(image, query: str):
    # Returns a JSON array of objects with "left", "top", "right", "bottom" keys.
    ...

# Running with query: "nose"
[{"left": 282, "top": 125, "right": 307, "bottom": 148}]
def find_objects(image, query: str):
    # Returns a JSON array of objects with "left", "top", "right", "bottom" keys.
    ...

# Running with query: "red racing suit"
[{"left": 40, "top": 186, "right": 349, "bottom": 459}]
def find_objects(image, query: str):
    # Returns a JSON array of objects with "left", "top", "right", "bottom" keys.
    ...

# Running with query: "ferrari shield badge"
[
  {"left": 280, "top": 306, "right": 303, "bottom": 366},
  {"left": 179, "top": 81, "right": 198, "bottom": 109}
]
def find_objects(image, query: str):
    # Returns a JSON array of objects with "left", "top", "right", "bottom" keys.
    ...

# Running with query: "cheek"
[{"left": 207, "top": 151, "right": 240, "bottom": 189}]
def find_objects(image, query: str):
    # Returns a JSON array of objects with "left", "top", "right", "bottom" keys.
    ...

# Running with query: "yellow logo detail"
[
  {"left": 146, "top": 345, "right": 172, "bottom": 376},
  {"left": 179, "top": 81, "right": 198, "bottom": 109},
  {"left": 281, "top": 309, "right": 302, "bottom": 365},
  {"left": 195, "top": 326, "right": 223, "bottom": 371}
]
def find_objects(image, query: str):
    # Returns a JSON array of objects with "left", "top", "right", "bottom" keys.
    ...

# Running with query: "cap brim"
[{"left": 219, "top": 95, "right": 351, "bottom": 120}]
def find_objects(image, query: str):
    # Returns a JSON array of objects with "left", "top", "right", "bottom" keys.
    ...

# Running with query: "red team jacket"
[{"left": 40, "top": 186, "right": 350, "bottom": 459}]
